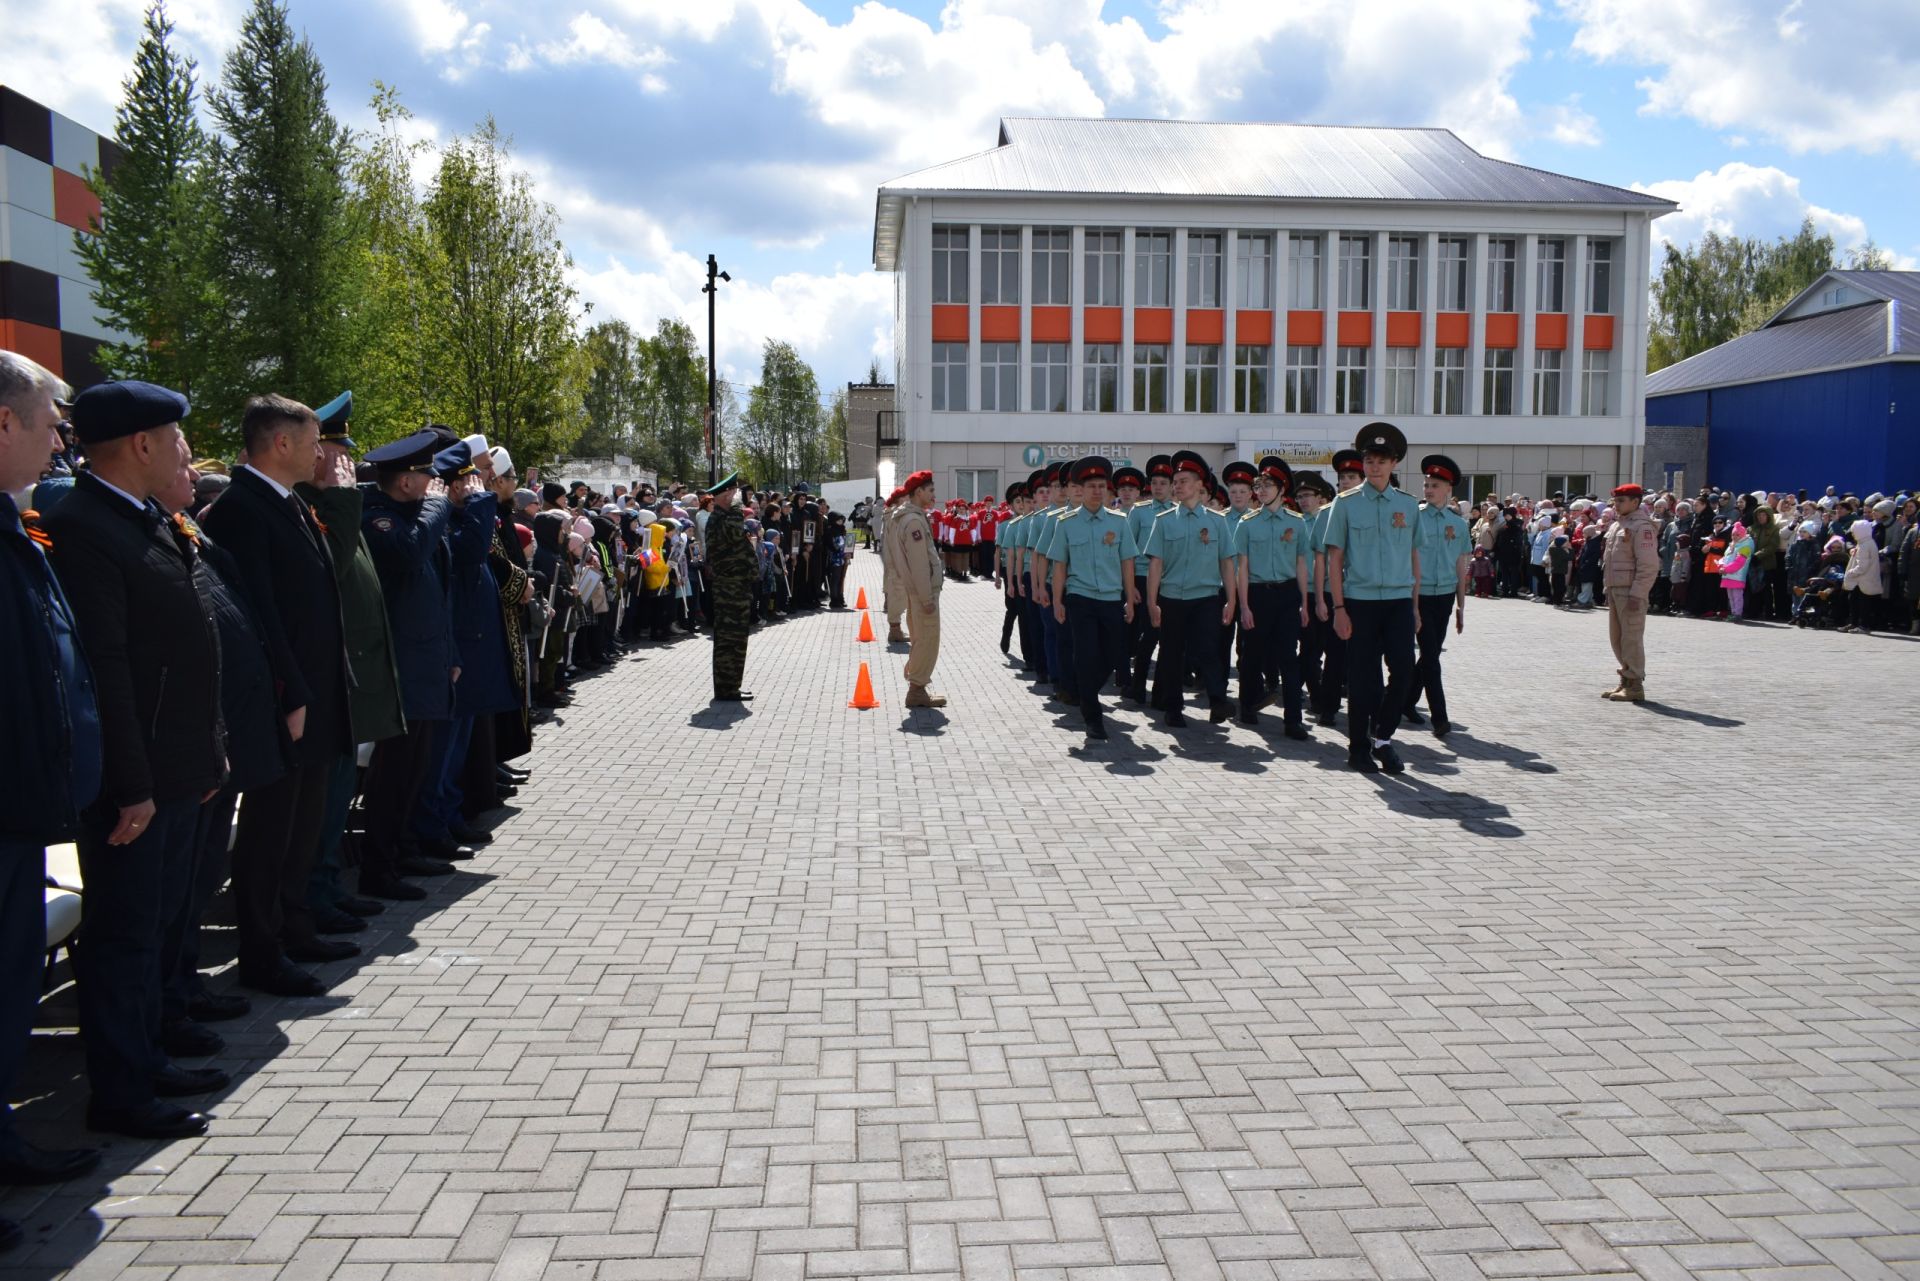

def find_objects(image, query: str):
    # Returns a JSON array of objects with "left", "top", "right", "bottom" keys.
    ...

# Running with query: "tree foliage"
[{"left": 734, "top": 340, "right": 826, "bottom": 488}]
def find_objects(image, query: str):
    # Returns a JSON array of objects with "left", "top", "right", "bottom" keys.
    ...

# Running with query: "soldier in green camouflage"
[{"left": 706, "top": 472, "right": 754, "bottom": 702}]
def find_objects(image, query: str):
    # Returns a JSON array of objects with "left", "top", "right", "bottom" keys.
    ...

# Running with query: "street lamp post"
[{"left": 702, "top": 254, "right": 730, "bottom": 486}]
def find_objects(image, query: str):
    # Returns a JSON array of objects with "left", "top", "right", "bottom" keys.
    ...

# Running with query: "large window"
[
  {"left": 1337, "top": 234, "right": 1371, "bottom": 309},
  {"left": 1335, "top": 347, "right": 1368, "bottom": 414},
  {"left": 1586, "top": 240, "right": 1613, "bottom": 315},
  {"left": 1459, "top": 473, "right": 1498, "bottom": 505},
  {"left": 1482, "top": 348, "right": 1515, "bottom": 415},
  {"left": 1236, "top": 234, "right": 1272, "bottom": 308},
  {"left": 932, "top": 225, "right": 967, "bottom": 305},
  {"left": 980, "top": 227, "right": 1020, "bottom": 305},
  {"left": 1285, "top": 344, "right": 1320, "bottom": 413},
  {"left": 1032, "top": 342, "right": 1069, "bottom": 413},
  {"left": 1437, "top": 237, "right": 1469, "bottom": 311},
  {"left": 1383, "top": 348, "right": 1416, "bottom": 414},
  {"left": 1234, "top": 344, "right": 1270, "bottom": 413},
  {"left": 1532, "top": 349, "right": 1562, "bottom": 415},
  {"left": 953, "top": 469, "right": 998, "bottom": 503},
  {"left": 1386, "top": 236, "right": 1419, "bottom": 310},
  {"left": 1132, "top": 343, "right": 1169, "bottom": 412},
  {"left": 1432, "top": 348, "right": 1465, "bottom": 415},
  {"left": 1084, "top": 228, "right": 1123, "bottom": 307},
  {"left": 1083, "top": 343, "right": 1119, "bottom": 412},
  {"left": 1581, "top": 349, "right": 1611, "bottom": 415},
  {"left": 1487, "top": 237, "right": 1517, "bottom": 312},
  {"left": 1287, "top": 234, "right": 1322, "bottom": 308},
  {"left": 1546, "top": 473, "right": 1594, "bottom": 500},
  {"left": 1536, "top": 238, "right": 1566, "bottom": 313},
  {"left": 1186, "top": 232, "right": 1222, "bottom": 307},
  {"left": 980, "top": 342, "right": 1018, "bottom": 411},
  {"left": 931, "top": 342, "right": 966, "bottom": 412},
  {"left": 1184, "top": 344, "right": 1221, "bottom": 413},
  {"left": 1134, "top": 230, "right": 1172, "bottom": 307},
  {"left": 1031, "top": 228, "right": 1070, "bottom": 306}
]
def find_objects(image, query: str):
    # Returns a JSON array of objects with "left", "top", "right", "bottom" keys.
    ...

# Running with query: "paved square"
[{"left": 7, "top": 554, "right": 1919, "bottom": 1280}]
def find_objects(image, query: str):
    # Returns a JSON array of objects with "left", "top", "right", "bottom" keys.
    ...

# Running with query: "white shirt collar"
[
  {"left": 90, "top": 473, "right": 149, "bottom": 512},
  {"left": 240, "top": 462, "right": 293, "bottom": 500}
]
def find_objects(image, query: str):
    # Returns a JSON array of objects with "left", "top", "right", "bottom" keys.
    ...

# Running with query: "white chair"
[{"left": 44, "top": 842, "right": 83, "bottom": 893}]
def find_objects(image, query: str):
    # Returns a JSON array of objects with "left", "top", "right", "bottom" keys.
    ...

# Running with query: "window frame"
[
  {"left": 1536, "top": 238, "right": 1566, "bottom": 314},
  {"left": 1383, "top": 347, "right": 1416, "bottom": 414},
  {"left": 1031, "top": 341, "right": 1069, "bottom": 413},
  {"left": 1581, "top": 349, "right": 1611, "bottom": 415},
  {"left": 1083, "top": 342, "right": 1119, "bottom": 412},
  {"left": 1585, "top": 240, "right": 1613, "bottom": 316},
  {"left": 1235, "top": 234, "right": 1272, "bottom": 309},
  {"left": 1234, "top": 343, "right": 1270, "bottom": 413},
  {"left": 1084, "top": 228, "right": 1123, "bottom": 307},
  {"left": 980, "top": 226, "right": 1021, "bottom": 306},
  {"left": 931, "top": 341, "right": 966, "bottom": 412},
  {"left": 979, "top": 341, "right": 1019, "bottom": 412},
  {"left": 1334, "top": 346, "right": 1368, "bottom": 414},
  {"left": 1386, "top": 235, "right": 1420, "bottom": 310},
  {"left": 1284, "top": 343, "right": 1320, "bottom": 414},
  {"left": 1337, "top": 234, "right": 1371, "bottom": 310},
  {"left": 1183, "top": 343, "right": 1221, "bottom": 413},
  {"left": 1031, "top": 227, "right": 1070, "bottom": 307},
  {"left": 932, "top": 225, "right": 968, "bottom": 306},
  {"left": 1432, "top": 347, "right": 1465, "bottom": 415},
  {"left": 1486, "top": 237, "right": 1517, "bottom": 312},
  {"left": 1436, "top": 237, "right": 1469, "bottom": 312},
  {"left": 1134, "top": 230, "right": 1172, "bottom": 307},
  {"left": 1482, "top": 348, "right": 1515, "bottom": 415},
  {"left": 1132, "top": 342, "right": 1169, "bottom": 413},
  {"left": 1532, "top": 348, "right": 1563, "bottom": 416},
  {"left": 953, "top": 468, "right": 999, "bottom": 503},
  {"left": 1287, "top": 234, "right": 1322, "bottom": 309},
  {"left": 1186, "top": 231, "right": 1222, "bottom": 308}
]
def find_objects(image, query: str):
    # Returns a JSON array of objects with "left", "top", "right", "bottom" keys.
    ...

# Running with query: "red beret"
[
  {"left": 1612, "top": 483, "right": 1644, "bottom": 499},
  {"left": 904, "top": 470, "right": 934, "bottom": 495}
]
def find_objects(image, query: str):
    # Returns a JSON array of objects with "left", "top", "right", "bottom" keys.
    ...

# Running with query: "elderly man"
[{"left": 1602, "top": 483, "right": 1661, "bottom": 702}]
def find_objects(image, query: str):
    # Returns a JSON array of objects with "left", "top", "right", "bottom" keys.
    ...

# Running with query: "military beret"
[
  {"left": 1354, "top": 420, "right": 1408, "bottom": 461},
  {"left": 1331, "top": 449, "right": 1364, "bottom": 474},
  {"left": 1612, "top": 483, "right": 1645, "bottom": 499},
  {"left": 1221, "top": 460, "right": 1258, "bottom": 487},
  {"left": 69, "top": 380, "right": 190, "bottom": 445},
  {"left": 1144, "top": 453, "right": 1174, "bottom": 480},
  {"left": 1170, "top": 449, "right": 1209, "bottom": 478},
  {"left": 903, "top": 469, "right": 934, "bottom": 495},
  {"left": 1420, "top": 454, "right": 1461, "bottom": 486},
  {"left": 364, "top": 427, "right": 442, "bottom": 473},
  {"left": 1112, "top": 466, "right": 1146, "bottom": 490},
  {"left": 1070, "top": 455, "right": 1113, "bottom": 484}
]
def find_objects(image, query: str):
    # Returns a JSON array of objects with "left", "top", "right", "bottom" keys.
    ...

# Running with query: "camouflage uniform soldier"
[{"left": 706, "top": 472, "right": 754, "bottom": 702}]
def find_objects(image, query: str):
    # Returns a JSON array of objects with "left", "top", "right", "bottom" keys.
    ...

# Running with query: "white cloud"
[
  {"left": 521, "top": 11, "right": 670, "bottom": 72},
  {"left": 1564, "top": 0, "right": 1920, "bottom": 160},
  {"left": 394, "top": 0, "right": 474, "bottom": 54},
  {"left": 1542, "top": 99, "right": 1601, "bottom": 146},
  {"left": 1634, "top": 162, "right": 1871, "bottom": 254},
  {"left": 0, "top": 0, "right": 245, "bottom": 134}
]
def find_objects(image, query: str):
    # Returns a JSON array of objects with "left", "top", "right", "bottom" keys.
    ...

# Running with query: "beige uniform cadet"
[
  {"left": 889, "top": 472, "right": 945, "bottom": 706},
  {"left": 882, "top": 499, "right": 909, "bottom": 641},
  {"left": 1601, "top": 485, "right": 1660, "bottom": 701}
]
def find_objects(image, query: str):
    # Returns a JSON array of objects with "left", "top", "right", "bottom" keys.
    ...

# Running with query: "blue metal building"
[{"left": 1645, "top": 270, "right": 1918, "bottom": 495}]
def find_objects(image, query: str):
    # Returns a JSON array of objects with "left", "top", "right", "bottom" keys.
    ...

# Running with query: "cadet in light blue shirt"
[
  {"left": 1121, "top": 455, "right": 1176, "bottom": 702},
  {"left": 1051, "top": 456, "right": 1139, "bottom": 741},
  {"left": 1324, "top": 423, "right": 1420, "bottom": 775},
  {"left": 1229, "top": 458, "right": 1315, "bottom": 734},
  {"left": 1143, "top": 451, "right": 1237, "bottom": 726},
  {"left": 1404, "top": 454, "right": 1472, "bottom": 736}
]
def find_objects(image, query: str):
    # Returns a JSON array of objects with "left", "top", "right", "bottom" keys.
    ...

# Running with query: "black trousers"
[
  {"left": 1000, "top": 587, "right": 1020, "bottom": 651},
  {"left": 231, "top": 759, "right": 332, "bottom": 972},
  {"left": 360, "top": 720, "right": 438, "bottom": 883},
  {"left": 1127, "top": 574, "right": 1159, "bottom": 693},
  {"left": 1214, "top": 588, "right": 1236, "bottom": 679},
  {"left": 0, "top": 840, "right": 45, "bottom": 1143},
  {"left": 460, "top": 712, "right": 499, "bottom": 820},
  {"left": 1343, "top": 597, "right": 1416, "bottom": 747},
  {"left": 1405, "top": 593, "right": 1455, "bottom": 725},
  {"left": 1241, "top": 581, "right": 1305, "bottom": 721},
  {"left": 1018, "top": 584, "right": 1047, "bottom": 680},
  {"left": 1314, "top": 614, "right": 1348, "bottom": 719},
  {"left": 169, "top": 784, "right": 239, "bottom": 1023},
  {"left": 1066, "top": 594, "right": 1127, "bottom": 730},
  {"left": 1154, "top": 596, "right": 1225, "bottom": 714},
  {"left": 1300, "top": 599, "right": 1328, "bottom": 706}
]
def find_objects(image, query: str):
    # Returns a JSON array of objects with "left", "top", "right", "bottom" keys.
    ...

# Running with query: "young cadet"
[
  {"left": 1405, "top": 454, "right": 1471, "bottom": 735},
  {"left": 1112, "top": 465, "right": 1144, "bottom": 514},
  {"left": 1322, "top": 423, "right": 1421, "bottom": 774},
  {"left": 1310, "top": 449, "right": 1365, "bottom": 726},
  {"left": 1144, "top": 450, "right": 1238, "bottom": 727},
  {"left": 1030, "top": 463, "right": 1079, "bottom": 706},
  {"left": 1232, "top": 457, "right": 1312, "bottom": 739},
  {"left": 1048, "top": 456, "right": 1138, "bottom": 741},
  {"left": 995, "top": 482, "right": 1030, "bottom": 656},
  {"left": 1216, "top": 460, "right": 1259, "bottom": 681},
  {"left": 1125, "top": 454, "right": 1175, "bottom": 701},
  {"left": 1294, "top": 471, "right": 1335, "bottom": 716},
  {"left": 1006, "top": 469, "right": 1052, "bottom": 685}
]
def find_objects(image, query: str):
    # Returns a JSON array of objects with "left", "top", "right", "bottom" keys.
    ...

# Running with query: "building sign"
[
  {"left": 1021, "top": 444, "right": 1135, "bottom": 466},
  {"left": 1248, "top": 441, "right": 1335, "bottom": 465}
]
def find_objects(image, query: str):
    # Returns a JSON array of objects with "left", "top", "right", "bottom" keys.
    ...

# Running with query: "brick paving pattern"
[{"left": 5, "top": 552, "right": 1919, "bottom": 1280}]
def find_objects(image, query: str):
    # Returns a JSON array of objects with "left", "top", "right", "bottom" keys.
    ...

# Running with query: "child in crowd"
[
  {"left": 1470, "top": 547, "right": 1495, "bottom": 597},
  {"left": 1669, "top": 532, "right": 1692, "bottom": 615},
  {"left": 1720, "top": 521, "right": 1753, "bottom": 620},
  {"left": 1548, "top": 533, "right": 1572, "bottom": 605}
]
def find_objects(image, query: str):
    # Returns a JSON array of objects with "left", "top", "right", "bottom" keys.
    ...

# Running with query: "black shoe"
[
  {"left": 1164, "top": 710, "right": 1188, "bottom": 728},
  {"left": 285, "top": 937, "right": 359, "bottom": 963},
  {"left": 237, "top": 962, "right": 327, "bottom": 997},
  {"left": 1403, "top": 708, "right": 1427, "bottom": 726},
  {"left": 397, "top": 856, "right": 455, "bottom": 877},
  {"left": 161, "top": 1019, "right": 224, "bottom": 1058},
  {"left": 1237, "top": 711, "right": 1260, "bottom": 726},
  {"left": 1431, "top": 718, "right": 1452, "bottom": 738},
  {"left": 313, "top": 907, "right": 367, "bottom": 935},
  {"left": 1209, "top": 703, "right": 1233, "bottom": 724},
  {"left": 0, "top": 1139, "right": 101, "bottom": 1186},
  {"left": 713, "top": 691, "right": 754, "bottom": 702},
  {"left": 499, "top": 765, "right": 531, "bottom": 783},
  {"left": 1084, "top": 723, "right": 1108, "bottom": 741},
  {"left": 416, "top": 838, "right": 467, "bottom": 862},
  {"left": 87, "top": 1102, "right": 211, "bottom": 1140},
  {"left": 337, "top": 895, "right": 384, "bottom": 917},
  {"left": 1347, "top": 747, "right": 1380, "bottom": 774},
  {"left": 1372, "top": 742, "right": 1406, "bottom": 774},
  {"left": 1313, "top": 708, "right": 1338, "bottom": 727},
  {"left": 448, "top": 824, "right": 493, "bottom": 846},
  {"left": 1284, "top": 719, "right": 1311, "bottom": 742},
  {"left": 152, "top": 1063, "right": 230, "bottom": 1097},
  {"left": 1124, "top": 686, "right": 1146, "bottom": 704},
  {"left": 187, "top": 990, "right": 251, "bottom": 1023},
  {"left": 361, "top": 875, "right": 428, "bottom": 901}
]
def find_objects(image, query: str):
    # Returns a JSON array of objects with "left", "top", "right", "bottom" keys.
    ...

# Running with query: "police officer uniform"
[
  {"left": 1232, "top": 457, "right": 1312, "bottom": 738},
  {"left": 1321, "top": 423, "right": 1420, "bottom": 774},
  {"left": 1143, "top": 450, "right": 1237, "bottom": 727},
  {"left": 1405, "top": 454, "right": 1471, "bottom": 735},
  {"left": 1048, "top": 456, "right": 1139, "bottom": 740},
  {"left": 1125, "top": 454, "right": 1175, "bottom": 700}
]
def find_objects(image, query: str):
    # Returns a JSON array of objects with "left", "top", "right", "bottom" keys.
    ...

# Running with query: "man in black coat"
[
  {"left": 199, "top": 395, "right": 357, "bottom": 996},
  {"left": 44, "top": 381, "right": 225, "bottom": 1141}
]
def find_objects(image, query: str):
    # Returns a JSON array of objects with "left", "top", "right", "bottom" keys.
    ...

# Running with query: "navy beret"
[{"left": 69, "top": 380, "right": 190, "bottom": 445}]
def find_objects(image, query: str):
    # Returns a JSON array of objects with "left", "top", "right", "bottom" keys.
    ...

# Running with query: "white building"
[{"left": 873, "top": 118, "right": 1674, "bottom": 502}]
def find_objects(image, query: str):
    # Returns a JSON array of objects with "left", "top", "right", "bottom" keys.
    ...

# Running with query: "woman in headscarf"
[
  {"left": 529, "top": 510, "right": 574, "bottom": 706},
  {"left": 1840, "top": 518, "right": 1883, "bottom": 633}
]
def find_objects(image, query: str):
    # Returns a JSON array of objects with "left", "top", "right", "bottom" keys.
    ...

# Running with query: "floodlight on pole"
[{"left": 702, "top": 254, "right": 730, "bottom": 486}]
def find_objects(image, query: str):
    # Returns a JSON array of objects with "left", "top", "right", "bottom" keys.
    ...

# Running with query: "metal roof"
[
  {"left": 1646, "top": 270, "right": 1920, "bottom": 397},
  {"left": 874, "top": 117, "right": 1675, "bottom": 269}
]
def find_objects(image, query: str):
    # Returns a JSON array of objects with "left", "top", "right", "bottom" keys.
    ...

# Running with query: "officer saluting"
[
  {"left": 1321, "top": 423, "right": 1420, "bottom": 774},
  {"left": 1405, "top": 455, "right": 1471, "bottom": 736},
  {"left": 1231, "top": 456, "right": 1312, "bottom": 739}
]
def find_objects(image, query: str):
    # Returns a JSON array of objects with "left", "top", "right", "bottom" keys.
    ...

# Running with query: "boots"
[
  {"left": 887, "top": 625, "right": 908, "bottom": 643},
  {"left": 1605, "top": 682, "right": 1644, "bottom": 703},
  {"left": 905, "top": 684, "right": 947, "bottom": 708},
  {"left": 1600, "top": 680, "right": 1625, "bottom": 699}
]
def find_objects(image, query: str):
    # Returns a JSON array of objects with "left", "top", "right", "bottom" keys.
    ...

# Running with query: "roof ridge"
[
  {"left": 1001, "top": 115, "right": 1460, "bottom": 135},
  {"left": 1482, "top": 154, "right": 1677, "bottom": 207}
]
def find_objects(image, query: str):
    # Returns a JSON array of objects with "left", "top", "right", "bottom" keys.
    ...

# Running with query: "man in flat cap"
[
  {"left": 45, "top": 380, "right": 225, "bottom": 1139},
  {"left": 888, "top": 469, "right": 946, "bottom": 706},
  {"left": 1405, "top": 455, "right": 1471, "bottom": 735},
  {"left": 1601, "top": 482, "right": 1659, "bottom": 701},
  {"left": 1047, "top": 456, "right": 1138, "bottom": 741},
  {"left": 706, "top": 470, "right": 754, "bottom": 702}
]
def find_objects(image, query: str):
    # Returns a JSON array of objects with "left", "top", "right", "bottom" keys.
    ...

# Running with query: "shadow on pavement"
[
  {"left": 689, "top": 702, "right": 753, "bottom": 730},
  {"left": 899, "top": 710, "right": 949, "bottom": 735},
  {"left": 1370, "top": 771, "right": 1526, "bottom": 838},
  {"left": 1632, "top": 701, "right": 1745, "bottom": 728}
]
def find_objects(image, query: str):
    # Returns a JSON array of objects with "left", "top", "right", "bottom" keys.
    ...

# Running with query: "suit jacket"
[
  {"left": 200, "top": 466, "right": 352, "bottom": 764},
  {"left": 360, "top": 486, "right": 457, "bottom": 722},
  {"left": 198, "top": 537, "right": 295, "bottom": 793},
  {"left": 299, "top": 481, "right": 406, "bottom": 745},
  {"left": 43, "top": 473, "right": 226, "bottom": 807}
]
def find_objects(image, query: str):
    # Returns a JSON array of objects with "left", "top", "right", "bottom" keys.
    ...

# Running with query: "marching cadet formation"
[{"left": 994, "top": 422, "right": 1475, "bottom": 772}]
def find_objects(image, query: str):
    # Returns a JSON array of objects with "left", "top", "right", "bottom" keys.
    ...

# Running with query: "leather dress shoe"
[
  {"left": 237, "top": 962, "right": 327, "bottom": 997},
  {"left": 0, "top": 1138, "right": 101, "bottom": 1186},
  {"left": 1348, "top": 746, "right": 1380, "bottom": 773},
  {"left": 313, "top": 907, "right": 367, "bottom": 935},
  {"left": 397, "top": 856, "right": 455, "bottom": 877},
  {"left": 360, "top": 876, "right": 428, "bottom": 901},
  {"left": 1431, "top": 718, "right": 1452, "bottom": 737},
  {"left": 285, "top": 937, "right": 359, "bottom": 963},
  {"left": 1209, "top": 703, "right": 1233, "bottom": 724},
  {"left": 152, "top": 1063, "right": 230, "bottom": 1097},
  {"left": 448, "top": 823, "right": 493, "bottom": 846},
  {"left": 87, "top": 1102, "right": 211, "bottom": 1140},
  {"left": 1283, "top": 719, "right": 1312, "bottom": 741},
  {"left": 1403, "top": 707, "right": 1427, "bottom": 726},
  {"left": 162, "top": 1019, "right": 224, "bottom": 1058},
  {"left": 1164, "top": 709, "right": 1188, "bottom": 728},
  {"left": 187, "top": 990, "right": 251, "bottom": 1023},
  {"left": 1372, "top": 742, "right": 1406, "bottom": 774},
  {"left": 498, "top": 766, "right": 531, "bottom": 783},
  {"left": 337, "top": 895, "right": 385, "bottom": 917},
  {"left": 713, "top": 691, "right": 754, "bottom": 702}
]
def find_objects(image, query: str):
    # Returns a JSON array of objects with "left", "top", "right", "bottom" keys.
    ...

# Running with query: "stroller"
[{"left": 1791, "top": 572, "right": 1845, "bottom": 628}]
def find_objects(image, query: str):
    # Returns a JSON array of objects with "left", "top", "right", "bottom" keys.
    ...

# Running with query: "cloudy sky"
[{"left": 5, "top": 0, "right": 1916, "bottom": 392}]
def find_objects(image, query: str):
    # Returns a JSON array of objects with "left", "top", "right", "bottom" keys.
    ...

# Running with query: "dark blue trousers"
[
  {"left": 1406, "top": 593, "right": 1456, "bottom": 723},
  {"left": 1241, "top": 580, "right": 1305, "bottom": 721},
  {"left": 412, "top": 716, "right": 475, "bottom": 843},
  {"left": 1017, "top": 575, "right": 1045, "bottom": 678},
  {"left": 170, "top": 785, "right": 237, "bottom": 1023},
  {"left": 0, "top": 841, "right": 45, "bottom": 1142},
  {"left": 1066, "top": 594, "right": 1127, "bottom": 731},
  {"left": 1154, "top": 595, "right": 1225, "bottom": 714},
  {"left": 1127, "top": 574, "right": 1158, "bottom": 693},
  {"left": 1343, "top": 597, "right": 1417, "bottom": 746},
  {"left": 1040, "top": 588, "right": 1076, "bottom": 700}
]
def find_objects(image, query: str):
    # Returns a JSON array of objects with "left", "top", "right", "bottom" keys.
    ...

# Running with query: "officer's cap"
[
  {"left": 1354, "top": 421, "right": 1407, "bottom": 462},
  {"left": 364, "top": 428, "right": 442, "bottom": 474},
  {"left": 1112, "top": 466, "right": 1146, "bottom": 490},
  {"left": 1294, "top": 470, "right": 1334, "bottom": 499},
  {"left": 1420, "top": 454, "right": 1462, "bottom": 487},
  {"left": 1144, "top": 453, "right": 1175, "bottom": 480},
  {"left": 1221, "top": 460, "right": 1258, "bottom": 487},
  {"left": 706, "top": 470, "right": 741, "bottom": 496},
  {"left": 315, "top": 390, "right": 355, "bottom": 450},
  {"left": 69, "top": 380, "right": 190, "bottom": 445},
  {"left": 1070, "top": 455, "right": 1113, "bottom": 485},
  {"left": 1170, "top": 449, "right": 1209, "bottom": 479},
  {"left": 1256, "top": 456, "right": 1293, "bottom": 493}
]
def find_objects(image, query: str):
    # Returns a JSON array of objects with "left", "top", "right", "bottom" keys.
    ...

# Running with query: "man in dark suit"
[
  {"left": 200, "top": 396, "right": 356, "bottom": 996},
  {"left": 45, "top": 380, "right": 225, "bottom": 1141}
]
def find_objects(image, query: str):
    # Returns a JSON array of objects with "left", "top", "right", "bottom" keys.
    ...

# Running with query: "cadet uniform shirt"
[
  {"left": 1144, "top": 503, "right": 1233, "bottom": 600},
  {"left": 1413, "top": 502, "right": 1471, "bottom": 595},
  {"left": 1233, "top": 505, "right": 1309, "bottom": 584},
  {"left": 1034, "top": 505, "right": 1070, "bottom": 561},
  {"left": 1127, "top": 499, "right": 1170, "bottom": 575},
  {"left": 1051, "top": 505, "right": 1138, "bottom": 601},
  {"left": 1321, "top": 482, "right": 1420, "bottom": 600}
]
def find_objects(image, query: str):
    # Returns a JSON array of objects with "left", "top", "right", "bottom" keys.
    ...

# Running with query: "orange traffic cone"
[
  {"left": 856, "top": 611, "right": 875, "bottom": 643},
  {"left": 855, "top": 586, "right": 869, "bottom": 610},
  {"left": 849, "top": 662, "right": 879, "bottom": 709}
]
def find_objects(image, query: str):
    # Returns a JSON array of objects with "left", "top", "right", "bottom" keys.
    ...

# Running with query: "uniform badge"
[
  {"left": 911, "top": 529, "right": 922, "bottom": 541},
  {"left": 1282, "top": 528, "right": 1294, "bottom": 542},
  {"left": 1444, "top": 525, "right": 1456, "bottom": 540},
  {"left": 1199, "top": 527, "right": 1211, "bottom": 544},
  {"left": 1392, "top": 511, "right": 1407, "bottom": 529},
  {"left": 371, "top": 516, "right": 395, "bottom": 532},
  {"left": 1102, "top": 530, "right": 1116, "bottom": 546}
]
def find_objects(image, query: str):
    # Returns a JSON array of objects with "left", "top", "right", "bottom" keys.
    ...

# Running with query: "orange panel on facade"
[
  {"left": 1385, "top": 312, "right": 1422, "bottom": 348},
  {"left": 1084, "top": 307, "right": 1122, "bottom": 343},
  {"left": 1185, "top": 308, "right": 1223, "bottom": 344},
  {"left": 980, "top": 305, "right": 1020, "bottom": 342},
  {"left": 1133, "top": 307, "right": 1173, "bottom": 343},
  {"left": 1031, "top": 306, "right": 1071, "bottom": 343},
  {"left": 0, "top": 321, "right": 62, "bottom": 375},
  {"left": 52, "top": 169, "right": 101, "bottom": 232},
  {"left": 1434, "top": 313, "right": 1470, "bottom": 348},
  {"left": 1535, "top": 313, "right": 1568, "bottom": 350},
  {"left": 1286, "top": 310, "right": 1324, "bottom": 346},
  {"left": 1584, "top": 314, "right": 1616, "bottom": 351},
  {"left": 1336, "top": 311, "right": 1372, "bottom": 347},
  {"left": 1484, "top": 313, "right": 1519, "bottom": 349},
  {"left": 931, "top": 305, "right": 968, "bottom": 343},
  {"left": 1235, "top": 310, "right": 1273, "bottom": 345}
]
